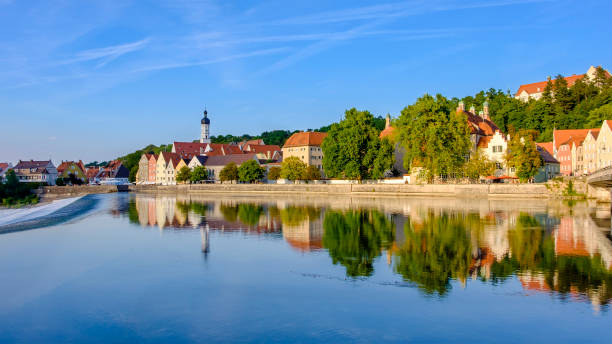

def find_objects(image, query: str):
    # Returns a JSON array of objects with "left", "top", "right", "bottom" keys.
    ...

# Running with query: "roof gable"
[{"left": 283, "top": 132, "right": 327, "bottom": 148}]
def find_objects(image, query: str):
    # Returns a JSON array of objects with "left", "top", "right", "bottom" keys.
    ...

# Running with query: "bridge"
[{"left": 587, "top": 166, "right": 612, "bottom": 187}]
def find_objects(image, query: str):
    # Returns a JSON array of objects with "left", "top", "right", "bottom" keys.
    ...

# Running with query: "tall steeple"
[{"left": 200, "top": 108, "right": 211, "bottom": 144}]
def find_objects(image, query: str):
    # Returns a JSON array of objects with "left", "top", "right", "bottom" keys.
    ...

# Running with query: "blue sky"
[{"left": 1, "top": 0, "right": 611, "bottom": 163}]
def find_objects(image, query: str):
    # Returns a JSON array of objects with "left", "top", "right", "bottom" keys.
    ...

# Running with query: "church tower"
[{"left": 200, "top": 109, "right": 211, "bottom": 144}]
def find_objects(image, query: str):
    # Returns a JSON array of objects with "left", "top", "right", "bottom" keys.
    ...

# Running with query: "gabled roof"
[
  {"left": 586, "top": 128, "right": 601, "bottom": 140},
  {"left": 159, "top": 152, "right": 182, "bottom": 167},
  {"left": 14, "top": 160, "right": 53, "bottom": 169},
  {"left": 515, "top": 74, "right": 585, "bottom": 97},
  {"left": 0, "top": 163, "right": 9, "bottom": 172},
  {"left": 57, "top": 161, "right": 85, "bottom": 174},
  {"left": 245, "top": 139, "right": 265, "bottom": 145},
  {"left": 173, "top": 142, "right": 209, "bottom": 159},
  {"left": 459, "top": 109, "right": 500, "bottom": 136},
  {"left": 537, "top": 145, "right": 559, "bottom": 164},
  {"left": 553, "top": 129, "right": 592, "bottom": 150},
  {"left": 247, "top": 145, "right": 281, "bottom": 154},
  {"left": 477, "top": 135, "right": 492, "bottom": 149},
  {"left": 85, "top": 167, "right": 100, "bottom": 179},
  {"left": 283, "top": 132, "right": 327, "bottom": 148},
  {"left": 536, "top": 142, "right": 554, "bottom": 157},
  {"left": 204, "top": 154, "right": 258, "bottom": 167},
  {"left": 190, "top": 155, "right": 208, "bottom": 166}
]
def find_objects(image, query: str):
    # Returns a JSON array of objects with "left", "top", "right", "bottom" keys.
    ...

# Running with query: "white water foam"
[{"left": 0, "top": 196, "right": 84, "bottom": 226}]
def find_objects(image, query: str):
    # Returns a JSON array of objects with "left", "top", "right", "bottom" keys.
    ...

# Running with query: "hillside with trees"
[{"left": 457, "top": 66, "right": 612, "bottom": 142}]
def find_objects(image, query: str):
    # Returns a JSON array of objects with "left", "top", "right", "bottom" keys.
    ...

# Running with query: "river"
[{"left": 0, "top": 192, "right": 611, "bottom": 343}]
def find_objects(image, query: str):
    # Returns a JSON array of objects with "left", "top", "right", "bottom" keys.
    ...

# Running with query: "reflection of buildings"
[{"left": 282, "top": 214, "right": 323, "bottom": 252}]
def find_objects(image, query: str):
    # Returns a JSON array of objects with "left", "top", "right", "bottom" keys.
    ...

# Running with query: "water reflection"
[{"left": 121, "top": 193, "right": 612, "bottom": 310}]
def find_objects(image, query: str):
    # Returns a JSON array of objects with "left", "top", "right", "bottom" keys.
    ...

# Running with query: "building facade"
[
  {"left": 13, "top": 160, "right": 58, "bottom": 185},
  {"left": 282, "top": 132, "right": 327, "bottom": 171}
]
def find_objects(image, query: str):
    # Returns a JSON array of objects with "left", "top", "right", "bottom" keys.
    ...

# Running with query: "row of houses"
[
  {"left": 381, "top": 101, "right": 560, "bottom": 182},
  {"left": 0, "top": 159, "right": 129, "bottom": 185},
  {"left": 550, "top": 120, "right": 612, "bottom": 176},
  {"left": 137, "top": 110, "right": 329, "bottom": 184}
]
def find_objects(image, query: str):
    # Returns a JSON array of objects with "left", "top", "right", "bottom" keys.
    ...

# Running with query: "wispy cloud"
[
  {"left": 61, "top": 38, "right": 151, "bottom": 67},
  {"left": 271, "top": 0, "right": 550, "bottom": 25},
  {"left": 254, "top": 0, "right": 550, "bottom": 76},
  {"left": 134, "top": 47, "right": 289, "bottom": 72}
]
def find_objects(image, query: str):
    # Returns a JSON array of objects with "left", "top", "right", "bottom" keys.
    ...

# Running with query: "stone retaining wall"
[
  {"left": 39, "top": 185, "right": 122, "bottom": 198},
  {"left": 130, "top": 183, "right": 551, "bottom": 198}
]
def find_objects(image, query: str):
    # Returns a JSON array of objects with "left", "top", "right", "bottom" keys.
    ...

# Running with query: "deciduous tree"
[
  {"left": 175, "top": 166, "right": 192, "bottom": 183},
  {"left": 506, "top": 129, "right": 542, "bottom": 182},
  {"left": 267, "top": 166, "right": 281, "bottom": 180},
  {"left": 280, "top": 156, "right": 306, "bottom": 181},
  {"left": 322, "top": 108, "right": 394, "bottom": 180},
  {"left": 190, "top": 166, "right": 208, "bottom": 183},
  {"left": 238, "top": 160, "right": 264, "bottom": 183},
  {"left": 219, "top": 162, "right": 238, "bottom": 182},
  {"left": 396, "top": 94, "right": 471, "bottom": 181},
  {"left": 302, "top": 165, "right": 321, "bottom": 181}
]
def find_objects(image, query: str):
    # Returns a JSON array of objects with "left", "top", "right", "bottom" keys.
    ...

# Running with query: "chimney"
[
  {"left": 385, "top": 114, "right": 391, "bottom": 129},
  {"left": 457, "top": 101, "right": 465, "bottom": 112}
]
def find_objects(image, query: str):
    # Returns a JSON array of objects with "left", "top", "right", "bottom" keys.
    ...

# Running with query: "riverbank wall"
[
  {"left": 36, "top": 182, "right": 611, "bottom": 201},
  {"left": 129, "top": 183, "right": 551, "bottom": 198}
]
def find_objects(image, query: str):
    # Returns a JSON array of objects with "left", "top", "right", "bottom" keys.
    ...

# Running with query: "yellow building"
[{"left": 281, "top": 131, "right": 327, "bottom": 171}]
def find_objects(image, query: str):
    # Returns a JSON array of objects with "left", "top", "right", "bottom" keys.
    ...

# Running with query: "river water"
[{"left": 0, "top": 192, "right": 611, "bottom": 343}]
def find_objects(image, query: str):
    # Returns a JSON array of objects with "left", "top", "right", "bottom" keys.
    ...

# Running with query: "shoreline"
[{"left": 35, "top": 182, "right": 610, "bottom": 201}]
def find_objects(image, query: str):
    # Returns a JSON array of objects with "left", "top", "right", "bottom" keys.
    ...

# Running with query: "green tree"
[
  {"left": 280, "top": 156, "right": 306, "bottom": 181},
  {"left": 267, "top": 166, "right": 281, "bottom": 180},
  {"left": 190, "top": 166, "right": 208, "bottom": 183},
  {"left": 506, "top": 129, "right": 542, "bottom": 182},
  {"left": 238, "top": 160, "right": 264, "bottom": 183},
  {"left": 302, "top": 165, "right": 321, "bottom": 180},
  {"left": 219, "top": 162, "right": 238, "bottom": 182},
  {"left": 176, "top": 166, "right": 192, "bottom": 183},
  {"left": 463, "top": 149, "right": 496, "bottom": 180},
  {"left": 396, "top": 94, "right": 471, "bottom": 181},
  {"left": 586, "top": 103, "right": 612, "bottom": 128},
  {"left": 55, "top": 177, "right": 66, "bottom": 186},
  {"left": 322, "top": 108, "right": 394, "bottom": 180}
]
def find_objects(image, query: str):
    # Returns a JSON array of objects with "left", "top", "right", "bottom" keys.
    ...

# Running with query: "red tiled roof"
[
  {"left": 283, "top": 132, "right": 327, "bottom": 148},
  {"left": 536, "top": 142, "right": 554, "bottom": 156},
  {"left": 0, "top": 163, "right": 10, "bottom": 172},
  {"left": 159, "top": 152, "right": 182, "bottom": 167},
  {"left": 477, "top": 135, "right": 492, "bottom": 149},
  {"left": 85, "top": 167, "right": 100, "bottom": 179},
  {"left": 247, "top": 145, "right": 281, "bottom": 154},
  {"left": 173, "top": 142, "right": 208, "bottom": 159},
  {"left": 57, "top": 161, "right": 85, "bottom": 174},
  {"left": 245, "top": 139, "right": 265, "bottom": 145},
  {"left": 553, "top": 129, "right": 592, "bottom": 150},
  {"left": 515, "top": 74, "right": 585, "bottom": 97}
]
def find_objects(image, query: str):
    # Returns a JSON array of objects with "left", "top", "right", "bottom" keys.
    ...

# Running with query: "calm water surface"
[{"left": 1, "top": 193, "right": 611, "bottom": 343}]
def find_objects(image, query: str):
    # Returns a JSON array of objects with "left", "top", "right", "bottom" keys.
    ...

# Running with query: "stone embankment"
[
  {"left": 36, "top": 182, "right": 610, "bottom": 201},
  {"left": 130, "top": 183, "right": 551, "bottom": 198},
  {"left": 37, "top": 185, "right": 127, "bottom": 199}
]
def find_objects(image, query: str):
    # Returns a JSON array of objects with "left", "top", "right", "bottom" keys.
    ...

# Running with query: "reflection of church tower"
[
  {"left": 201, "top": 225, "right": 210, "bottom": 254},
  {"left": 200, "top": 109, "right": 211, "bottom": 144}
]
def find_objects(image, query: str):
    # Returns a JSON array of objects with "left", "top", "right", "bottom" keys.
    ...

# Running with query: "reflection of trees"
[
  {"left": 237, "top": 204, "right": 263, "bottom": 226},
  {"left": 128, "top": 199, "right": 139, "bottom": 224},
  {"left": 176, "top": 201, "right": 208, "bottom": 217},
  {"left": 220, "top": 204, "right": 239, "bottom": 222},
  {"left": 280, "top": 206, "right": 321, "bottom": 226},
  {"left": 220, "top": 203, "right": 263, "bottom": 226},
  {"left": 322, "top": 210, "right": 394, "bottom": 277},
  {"left": 394, "top": 213, "right": 473, "bottom": 295}
]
